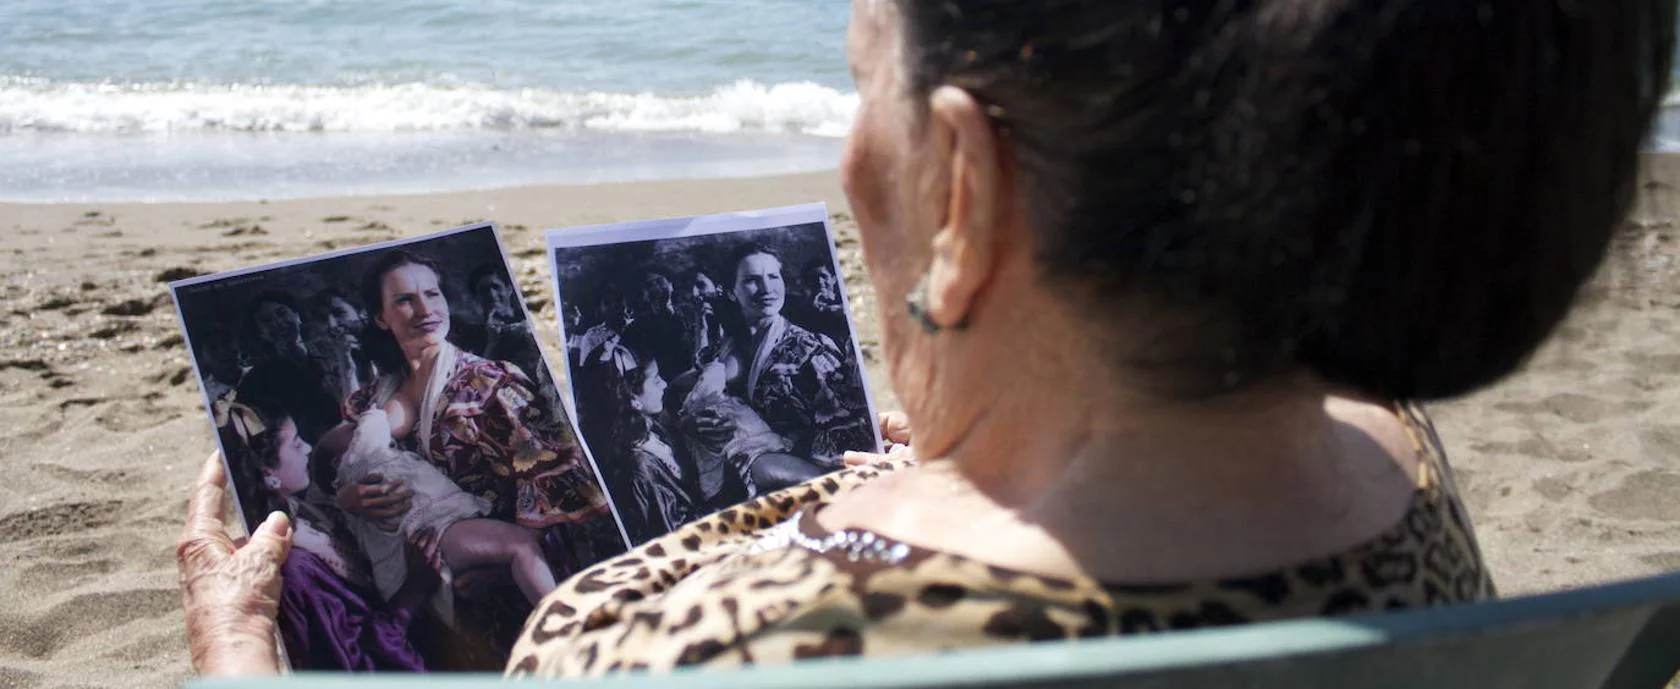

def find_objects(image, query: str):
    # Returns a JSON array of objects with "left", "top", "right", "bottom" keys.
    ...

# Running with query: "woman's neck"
[
  {"left": 945, "top": 369, "right": 1342, "bottom": 503},
  {"left": 916, "top": 340, "right": 1420, "bottom": 575},
  {"left": 908, "top": 282, "right": 1387, "bottom": 510},
  {"left": 399, "top": 340, "right": 445, "bottom": 379},
  {"left": 845, "top": 353, "right": 1421, "bottom": 584}
]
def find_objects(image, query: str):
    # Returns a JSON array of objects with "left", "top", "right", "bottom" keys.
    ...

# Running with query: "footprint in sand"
[
  {"left": 0, "top": 666, "right": 42, "bottom": 689},
  {"left": 1638, "top": 552, "right": 1680, "bottom": 570},
  {"left": 31, "top": 465, "right": 133, "bottom": 487},
  {"left": 87, "top": 321, "right": 139, "bottom": 340},
  {"left": 1470, "top": 435, "right": 1594, "bottom": 463},
  {"left": 94, "top": 400, "right": 178, "bottom": 433},
  {"left": 100, "top": 296, "right": 160, "bottom": 317},
  {"left": 1640, "top": 426, "right": 1680, "bottom": 456},
  {"left": 1587, "top": 470, "right": 1680, "bottom": 521},
  {"left": 154, "top": 267, "right": 204, "bottom": 283},
  {"left": 1532, "top": 476, "right": 1574, "bottom": 501},
  {"left": 220, "top": 224, "right": 268, "bottom": 237},
  {"left": 0, "top": 500, "right": 125, "bottom": 544},
  {"left": 16, "top": 559, "right": 122, "bottom": 595},
  {"left": 1493, "top": 392, "right": 1653, "bottom": 424},
  {"left": 100, "top": 628, "right": 186, "bottom": 666},
  {"left": 0, "top": 588, "right": 177, "bottom": 660}
]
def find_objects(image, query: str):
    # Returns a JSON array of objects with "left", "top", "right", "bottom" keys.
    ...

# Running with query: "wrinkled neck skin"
[
  {"left": 843, "top": 257, "right": 1420, "bottom": 583},
  {"left": 912, "top": 279, "right": 1348, "bottom": 508}
]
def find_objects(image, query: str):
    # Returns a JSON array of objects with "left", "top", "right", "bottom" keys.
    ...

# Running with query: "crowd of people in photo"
[
  {"left": 193, "top": 247, "right": 623, "bottom": 671},
  {"left": 565, "top": 243, "right": 873, "bottom": 544}
]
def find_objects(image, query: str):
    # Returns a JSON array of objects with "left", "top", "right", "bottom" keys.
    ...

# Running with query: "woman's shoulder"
[
  {"left": 778, "top": 320, "right": 840, "bottom": 354},
  {"left": 508, "top": 459, "right": 915, "bottom": 674},
  {"left": 451, "top": 349, "right": 538, "bottom": 389},
  {"left": 506, "top": 435, "right": 1494, "bottom": 677}
]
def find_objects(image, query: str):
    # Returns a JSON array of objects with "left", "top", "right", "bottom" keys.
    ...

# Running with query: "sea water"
[
  {"left": 3, "top": 1, "right": 1678, "bottom": 202},
  {"left": 0, "top": 0, "right": 853, "bottom": 202}
]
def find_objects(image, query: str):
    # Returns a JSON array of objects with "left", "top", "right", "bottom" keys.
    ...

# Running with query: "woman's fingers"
[
  {"left": 179, "top": 455, "right": 289, "bottom": 676},
  {"left": 242, "top": 512, "right": 294, "bottom": 591},
  {"left": 186, "top": 452, "right": 229, "bottom": 534},
  {"left": 842, "top": 441, "right": 916, "bottom": 467},
  {"left": 879, "top": 411, "right": 912, "bottom": 445},
  {"left": 410, "top": 528, "right": 442, "bottom": 571},
  {"left": 178, "top": 453, "right": 233, "bottom": 567},
  {"left": 358, "top": 478, "right": 412, "bottom": 506},
  {"left": 336, "top": 474, "right": 406, "bottom": 516}
]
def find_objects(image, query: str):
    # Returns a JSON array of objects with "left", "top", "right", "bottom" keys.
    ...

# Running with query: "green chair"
[{"left": 191, "top": 570, "right": 1680, "bottom": 689}]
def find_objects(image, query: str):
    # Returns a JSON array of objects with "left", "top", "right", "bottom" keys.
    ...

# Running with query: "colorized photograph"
[
  {"left": 547, "top": 204, "right": 881, "bottom": 545},
  {"left": 170, "top": 224, "right": 628, "bottom": 672}
]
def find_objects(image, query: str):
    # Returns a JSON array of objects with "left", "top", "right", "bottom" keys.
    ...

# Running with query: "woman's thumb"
[{"left": 249, "top": 511, "right": 293, "bottom": 562}]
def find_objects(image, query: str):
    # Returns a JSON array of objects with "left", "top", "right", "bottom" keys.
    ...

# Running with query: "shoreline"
[
  {"left": 2, "top": 161, "right": 1678, "bottom": 687},
  {"left": 0, "top": 129, "right": 848, "bottom": 206},
  {"left": 0, "top": 163, "right": 840, "bottom": 208}
]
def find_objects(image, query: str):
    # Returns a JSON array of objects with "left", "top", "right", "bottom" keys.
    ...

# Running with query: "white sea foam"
[{"left": 0, "top": 78, "right": 858, "bottom": 137}]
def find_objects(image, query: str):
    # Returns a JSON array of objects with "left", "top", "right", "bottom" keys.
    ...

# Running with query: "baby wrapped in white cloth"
[
  {"left": 679, "top": 361, "right": 792, "bottom": 498},
  {"left": 336, "top": 408, "right": 557, "bottom": 623}
]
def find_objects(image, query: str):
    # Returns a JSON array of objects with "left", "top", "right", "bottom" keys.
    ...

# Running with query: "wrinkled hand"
[
  {"left": 336, "top": 473, "right": 413, "bottom": 527},
  {"left": 177, "top": 452, "right": 291, "bottom": 676},
  {"left": 843, "top": 411, "right": 915, "bottom": 467},
  {"left": 878, "top": 411, "right": 911, "bottom": 446}
]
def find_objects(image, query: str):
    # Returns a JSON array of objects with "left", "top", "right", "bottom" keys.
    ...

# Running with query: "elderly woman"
[{"left": 179, "top": 0, "right": 1673, "bottom": 678}]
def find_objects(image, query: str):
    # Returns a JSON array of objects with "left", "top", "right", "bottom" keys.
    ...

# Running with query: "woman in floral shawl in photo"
[{"left": 330, "top": 249, "right": 625, "bottom": 669}]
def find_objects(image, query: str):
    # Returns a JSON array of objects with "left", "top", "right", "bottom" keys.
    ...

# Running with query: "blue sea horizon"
[{"left": 2, "top": 0, "right": 1676, "bottom": 203}]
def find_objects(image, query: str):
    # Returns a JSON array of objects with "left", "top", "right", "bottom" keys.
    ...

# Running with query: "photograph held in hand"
[
  {"left": 169, "top": 223, "right": 628, "bottom": 672},
  {"left": 547, "top": 204, "right": 883, "bottom": 546}
]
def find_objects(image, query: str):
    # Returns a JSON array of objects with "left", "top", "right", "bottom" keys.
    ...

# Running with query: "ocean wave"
[{"left": 0, "top": 78, "right": 858, "bottom": 137}]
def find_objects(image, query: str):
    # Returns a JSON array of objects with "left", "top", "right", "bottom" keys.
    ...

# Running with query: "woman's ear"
[
  {"left": 373, "top": 310, "right": 390, "bottom": 331},
  {"left": 923, "top": 85, "right": 1008, "bottom": 330}
]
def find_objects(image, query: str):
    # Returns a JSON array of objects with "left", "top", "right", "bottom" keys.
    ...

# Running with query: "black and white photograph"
[
  {"left": 169, "top": 224, "right": 628, "bottom": 673},
  {"left": 547, "top": 204, "right": 882, "bottom": 546}
]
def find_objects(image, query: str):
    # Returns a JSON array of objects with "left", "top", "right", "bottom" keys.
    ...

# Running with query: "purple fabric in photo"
[{"left": 277, "top": 549, "right": 428, "bottom": 672}]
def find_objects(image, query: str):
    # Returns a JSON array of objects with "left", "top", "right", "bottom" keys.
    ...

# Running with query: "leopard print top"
[{"left": 507, "top": 403, "right": 1495, "bottom": 678}]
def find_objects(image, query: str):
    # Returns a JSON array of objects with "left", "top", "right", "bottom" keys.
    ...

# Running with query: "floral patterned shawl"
[
  {"left": 347, "top": 343, "right": 610, "bottom": 529},
  {"left": 743, "top": 316, "right": 874, "bottom": 464}
]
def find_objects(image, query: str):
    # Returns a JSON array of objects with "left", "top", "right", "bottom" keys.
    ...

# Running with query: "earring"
[
  {"left": 264, "top": 475, "right": 283, "bottom": 491},
  {"left": 906, "top": 271, "right": 970, "bottom": 334}
]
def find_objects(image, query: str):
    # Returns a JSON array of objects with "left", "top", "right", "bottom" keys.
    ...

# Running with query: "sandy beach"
[{"left": 1, "top": 158, "right": 1677, "bottom": 687}]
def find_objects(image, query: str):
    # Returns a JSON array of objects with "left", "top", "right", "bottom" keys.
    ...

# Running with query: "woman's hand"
[
  {"left": 177, "top": 452, "right": 292, "bottom": 676},
  {"left": 843, "top": 411, "right": 915, "bottom": 466},
  {"left": 409, "top": 526, "right": 444, "bottom": 572},
  {"left": 878, "top": 410, "right": 912, "bottom": 446},
  {"left": 336, "top": 473, "right": 414, "bottom": 528},
  {"left": 684, "top": 407, "right": 740, "bottom": 447}
]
